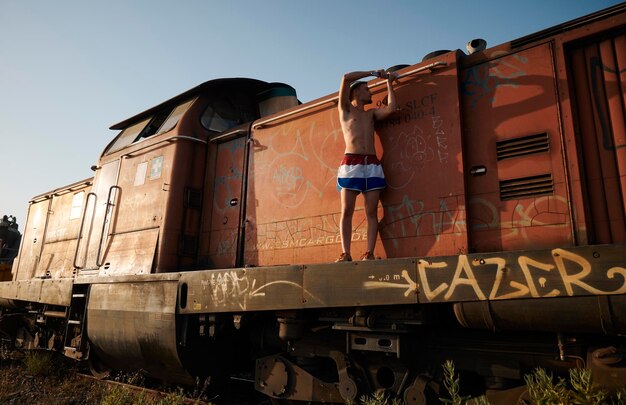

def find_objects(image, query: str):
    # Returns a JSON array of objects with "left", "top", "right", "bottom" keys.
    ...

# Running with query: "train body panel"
[
  {"left": 463, "top": 42, "right": 573, "bottom": 252},
  {"left": 566, "top": 29, "right": 626, "bottom": 244},
  {"left": 244, "top": 50, "right": 469, "bottom": 265},
  {"left": 12, "top": 179, "right": 92, "bottom": 280},
  {"left": 86, "top": 277, "right": 194, "bottom": 384},
  {"left": 1, "top": 4, "right": 625, "bottom": 403}
]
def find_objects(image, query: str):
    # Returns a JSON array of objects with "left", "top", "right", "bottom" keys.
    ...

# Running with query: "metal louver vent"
[
  {"left": 500, "top": 173, "right": 553, "bottom": 200},
  {"left": 496, "top": 132, "right": 549, "bottom": 161}
]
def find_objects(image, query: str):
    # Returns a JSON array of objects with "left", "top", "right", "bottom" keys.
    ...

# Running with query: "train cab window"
[
  {"left": 106, "top": 118, "right": 151, "bottom": 155},
  {"left": 155, "top": 98, "right": 195, "bottom": 136},
  {"left": 135, "top": 108, "right": 174, "bottom": 142},
  {"left": 201, "top": 100, "right": 255, "bottom": 133},
  {"left": 105, "top": 99, "right": 197, "bottom": 155}
]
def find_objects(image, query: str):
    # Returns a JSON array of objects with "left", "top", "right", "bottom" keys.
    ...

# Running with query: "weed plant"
[{"left": 23, "top": 350, "right": 55, "bottom": 376}]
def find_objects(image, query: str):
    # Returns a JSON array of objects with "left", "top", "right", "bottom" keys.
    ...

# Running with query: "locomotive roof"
[
  {"left": 510, "top": 1, "right": 626, "bottom": 48},
  {"left": 109, "top": 77, "right": 272, "bottom": 130}
]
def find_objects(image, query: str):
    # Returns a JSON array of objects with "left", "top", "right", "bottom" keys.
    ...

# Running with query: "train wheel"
[{"left": 88, "top": 352, "right": 111, "bottom": 379}]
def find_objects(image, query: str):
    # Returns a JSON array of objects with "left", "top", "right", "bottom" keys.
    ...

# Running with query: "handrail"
[
  {"left": 119, "top": 135, "right": 207, "bottom": 159},
  {"left": 394, "top": 60, "right": 448, "bottom": 81},
  {"left": 29, "top": 179, "right": 93, "bottom": 203},
  {"left": 209, "top": 128, "right": 248, "bottom": 143},
  {"left": 73, "top": 192, "right": 97, "bottom": 270},
  {"left": 96, "top": 185, "right": 121, "bottom": 267},
  {"left": 253, "top": 97, "right": 338, "bottom": 129},
  {"left": 252, "top": 60, "right": 448, "bottom": 129}
]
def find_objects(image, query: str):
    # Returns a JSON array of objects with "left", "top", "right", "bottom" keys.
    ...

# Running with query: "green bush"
[
  {"left": 435, "top": 361, "right": 624, "bottom": 405},
  {"left": 23, "top": 351, "right": 55, "bottom": 376}
]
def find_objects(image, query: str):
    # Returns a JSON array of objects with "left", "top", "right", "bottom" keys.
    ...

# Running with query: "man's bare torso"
[{"left": 340, "top": 106, "right": 377, "bottom": 155}]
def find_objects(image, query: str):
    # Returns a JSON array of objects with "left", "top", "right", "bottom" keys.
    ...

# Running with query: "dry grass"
[
  {"left": 0, "top": 350, "right": 207, "bottom": 405},
  {"left": 0, "top": 357, "right": 106, "bottom": 404}
]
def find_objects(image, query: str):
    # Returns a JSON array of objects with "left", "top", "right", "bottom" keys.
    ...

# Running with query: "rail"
[
  {"left": 119, "top": 135, "right": 207, "bottom": 159},
  {"left": 209, "top": 128, "right": 248, "bottom": 143},
  {"left": 29, "top": 179, "right": 93, "bottom": 203},
  {"left": 252, "top": 61, "right": 448, "bottom": 129},
  {"left": 96, "top": 185, "right": 121, "bottom": 267}
]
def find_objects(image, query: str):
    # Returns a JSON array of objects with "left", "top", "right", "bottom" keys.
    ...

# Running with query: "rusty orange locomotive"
[{"left": 1, "top": 4, "right": 625, "bottom": 403}]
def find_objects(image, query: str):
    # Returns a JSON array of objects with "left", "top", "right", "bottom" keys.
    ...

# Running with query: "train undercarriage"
[{"left": 4, "top": 300, "right": 626, "bottom": 403}]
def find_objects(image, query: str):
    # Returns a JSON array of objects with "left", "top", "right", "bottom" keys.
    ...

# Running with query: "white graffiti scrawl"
[{"left": 201, "top": 271, "right": 323, "bottom": 310}]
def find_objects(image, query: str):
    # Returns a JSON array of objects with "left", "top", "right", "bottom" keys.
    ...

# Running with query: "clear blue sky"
[{"left": 0, "top": 0, "right": 621, "bottom": 225}]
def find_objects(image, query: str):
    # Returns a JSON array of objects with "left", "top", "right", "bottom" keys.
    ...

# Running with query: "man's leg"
[
  {"left": 363, "top": 190, "right": 382, "bottom": 254},
  {"left": 340, "top": 188, "right": 359, "bottom": 256}
]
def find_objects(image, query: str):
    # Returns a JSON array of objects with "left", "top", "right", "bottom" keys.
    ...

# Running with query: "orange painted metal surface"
[
  {"left": 12, "top": 179, "right": 92, "bottom": 280},
  {"left": 463, "top": 43, "right": 573, "bottom": 252},
  {"left": 245, "top": 51, "right": 467, "bottom": 266},
  {"left": 568, "top": 31, "right": 626, "bottom": 244},
  {"left": 208, "top": 135, "right": 247, "bottom": 268}
]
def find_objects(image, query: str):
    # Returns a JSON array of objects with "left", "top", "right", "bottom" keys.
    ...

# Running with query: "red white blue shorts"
[{"left": 337, "top": 154, "right": 386, "bottom": 193}]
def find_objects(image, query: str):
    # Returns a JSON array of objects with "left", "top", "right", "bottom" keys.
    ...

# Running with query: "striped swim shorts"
[{"left": 337, "top": 154, "right": 386, "bottom": 193}]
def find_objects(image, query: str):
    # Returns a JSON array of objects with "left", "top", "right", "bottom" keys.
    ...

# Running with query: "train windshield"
[{"left": 105, "top": 98, "right": 195, "bottom": 155}]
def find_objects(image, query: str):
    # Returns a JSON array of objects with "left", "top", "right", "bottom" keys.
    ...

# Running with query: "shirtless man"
[{"left": 336, "top": 69, "right": 397, "bottom": 262}]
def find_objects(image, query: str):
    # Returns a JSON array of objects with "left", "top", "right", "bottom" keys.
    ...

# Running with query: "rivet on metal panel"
[
  {"left": 593, "top": 252, "right": 600, "bottom": 258},
  {"left": 233, "top": 314, "right": 242, "bottom": 330}
]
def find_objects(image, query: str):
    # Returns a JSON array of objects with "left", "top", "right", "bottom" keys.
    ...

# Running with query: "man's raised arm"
[
  {"left": 338, "top": 70, "right": 386, "bottom": 111},
  {"left": 374, "top": 71, "right": 398, "bottom": 120}
]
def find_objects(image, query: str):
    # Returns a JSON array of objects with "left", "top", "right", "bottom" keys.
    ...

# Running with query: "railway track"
[{"left": 77, "top": 372, "right": 216, "bottom": 404}]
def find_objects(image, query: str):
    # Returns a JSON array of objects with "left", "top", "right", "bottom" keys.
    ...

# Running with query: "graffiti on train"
[
  {"left": 365, "top": 248, "right": 626, "bottom": 302},
  {"left": 201, "top": 270, "right": 323, "bottom": 310}
]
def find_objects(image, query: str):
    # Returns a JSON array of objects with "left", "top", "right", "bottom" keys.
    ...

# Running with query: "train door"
[
  {"left": 567, "top": 31, "right": 626, "bottom": 244},
  {"left": 206, "top": 134, "right": 248, "bottom": 268},
  {"left": 75, "top": 160, "right": 121, "bottom": 272},
  {"left": 12, "top": 198, "right": 50, "bottom": 280}
]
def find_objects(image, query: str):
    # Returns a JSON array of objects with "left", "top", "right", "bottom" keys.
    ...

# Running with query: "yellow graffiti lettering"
[
  {"left": 483, "top": 257, "right": 508, "bottom": 299},
  {"left": 484, "top": 257, "right": 541, "bottom": 299},
  {"left": 444, "top": 255, "right": 486, "bottom": 300},
  {"left": 417, "top": 259, "right": 448, "bottom": 301},
  {"left": 607, "top": 267, "right": 626, "bottom": 293},
  {"left": 552, "top": 248, "right": 626, "bottom": 295},
  {"left": 517, "top": 256, "right": 555, "bottom": 297}
]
